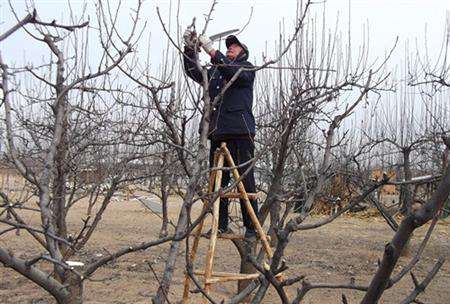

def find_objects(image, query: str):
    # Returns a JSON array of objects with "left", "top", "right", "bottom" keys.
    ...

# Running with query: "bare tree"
[{"left": 0, "top": 2, "right": 176, "bottom": 303}]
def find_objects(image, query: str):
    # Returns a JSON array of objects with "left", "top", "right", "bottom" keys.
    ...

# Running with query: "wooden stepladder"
[{"left": 182, "top": 143, "right": 274, "bottom": 303}]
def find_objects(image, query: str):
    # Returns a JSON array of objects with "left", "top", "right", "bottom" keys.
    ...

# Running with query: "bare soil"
[{"left": 0, "top": 195, "right": 449, "bottom": 304}]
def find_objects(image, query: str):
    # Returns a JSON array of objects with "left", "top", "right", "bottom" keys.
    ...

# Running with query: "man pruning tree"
[{"left": 183, "top": 28, "right": 258, "bottom": 238}]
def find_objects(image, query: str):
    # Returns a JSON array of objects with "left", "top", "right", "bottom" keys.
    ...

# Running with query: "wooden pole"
[{"left": 202, "top": 147, "right": 225, "bottom": 303}]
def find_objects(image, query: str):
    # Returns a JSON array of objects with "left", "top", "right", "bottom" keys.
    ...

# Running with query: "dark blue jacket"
[{"left": 183, "top": 47, "right": 256, "bottom": 140}]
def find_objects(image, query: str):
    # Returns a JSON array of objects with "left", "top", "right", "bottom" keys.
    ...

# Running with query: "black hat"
[{"left": 225, "top": 35, "right": 249, "bottom": 56}]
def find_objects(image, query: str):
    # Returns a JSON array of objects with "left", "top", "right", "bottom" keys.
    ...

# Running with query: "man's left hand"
[{"left": 183, "top": 28, "right": 196, "bottom": 48}]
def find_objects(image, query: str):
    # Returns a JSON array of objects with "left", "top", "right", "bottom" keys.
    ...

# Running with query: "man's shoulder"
[
  {"left": 238, "top": 60, "right": 255, "bottom": 73},
  {"left": 230, "top": 57, "right": 253, "bottom": 68},
  {"left": 241, "top": 60, "right": 254, "bottom": 67}
]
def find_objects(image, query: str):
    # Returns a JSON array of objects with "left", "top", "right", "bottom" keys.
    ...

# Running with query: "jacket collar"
[{"left": 234, "top": 50, "right": 248, "bottom": 62}]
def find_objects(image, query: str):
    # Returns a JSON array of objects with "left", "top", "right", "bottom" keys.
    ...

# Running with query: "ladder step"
[
  {"left": 193, "top": 270, "right": 259, "bottom": 284},
  {"left": 189, "top": 233, "right": 244, "bottom": 240},
  {"left": 220, "top": 192, "right": 258, "bottom": 200},
  {"left": 190, "top": 232, "right": 271, "bottom": 241}
]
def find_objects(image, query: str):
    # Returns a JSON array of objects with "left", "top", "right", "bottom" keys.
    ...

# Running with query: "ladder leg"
[
  {"left": 182, "top": 200, "right": 207, "bottom": 303},
  {"left": 183, "top": 152, "right": 219, "bottom": 303},
  {"left": 222, "top": 145, "right": 273, "bottom": 259},
  {"left": 202, "top": 151, "right": 225, "bottom": 303}
]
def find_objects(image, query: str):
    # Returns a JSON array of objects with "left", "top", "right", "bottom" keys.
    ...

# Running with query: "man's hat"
[{"left": 225, "top": 35, "right": 249, "bottom": 56}]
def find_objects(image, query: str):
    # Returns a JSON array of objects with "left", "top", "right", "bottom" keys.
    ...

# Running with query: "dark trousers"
[{"left": 209, "top": 138, "right": 258, "bottom": 231}]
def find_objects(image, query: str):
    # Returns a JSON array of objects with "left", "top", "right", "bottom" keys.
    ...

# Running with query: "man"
[{"left": 183, "top": 29, "right": 257, "bottom": 238}]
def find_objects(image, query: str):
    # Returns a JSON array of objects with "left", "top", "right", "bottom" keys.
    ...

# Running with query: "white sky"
[{"left": 1, "top": 0, "right": 449, "bottom": 70}]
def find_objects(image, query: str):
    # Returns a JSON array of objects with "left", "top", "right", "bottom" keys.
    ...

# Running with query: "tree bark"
[
  {"left": 400, "top": 148, "right": 413, "bottom": 215},
  {"left": 0, "top": 248, "right": 69, "bottom": 303},
  {"left": 235, "top": 239, "right": 257, "bottom": 303},
  {"left": 159, "top": 151, "right": 170, "bottom": 237},
  {"left": 259, "top": 117, "right": 295, "bottom": 247},
  {"left": 61, "top": 271, "right": 83, "bottom": 304}
]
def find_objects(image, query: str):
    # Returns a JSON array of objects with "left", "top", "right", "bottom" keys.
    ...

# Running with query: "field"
[{"left": 0, "top": 195, "right": 449, "bottom": 304}]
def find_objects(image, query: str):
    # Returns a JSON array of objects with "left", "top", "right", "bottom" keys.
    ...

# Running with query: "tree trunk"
[
  {"left": 153, "top": 199, "right": 189, "bottom": 304},
  {"left": 160, "top": 184, "right": 169, "bottom": 237},
  {"left": 260, "top": 118, "right": 295, "bottom": 247},
  {"left": 161, "top": 151, "right": 170, "bottom": 237},
  {"left": 53, "top": 118, "right": 69, "bottom": 252},
  {"left": 268, "top": 182, "right": 282, "bottom": 247},
  {"left": 399, "top": 148, "right": 413, "bottom": 215},
  {"left": 59, "top": 272, "right": 83, "bottom": 304},
  {"left": 235, "top": 239, "right": 257, "bottom": 303},
  {"left": 52, "top": 69, "right": 70, "bottom": 281}
]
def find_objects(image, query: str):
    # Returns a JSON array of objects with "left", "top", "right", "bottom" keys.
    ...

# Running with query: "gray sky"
[{"left": 1, "top": 0, "right": 449, "bottom": 71}]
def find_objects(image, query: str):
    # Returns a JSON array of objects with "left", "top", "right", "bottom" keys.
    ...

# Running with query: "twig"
[{"left": 399, "top": 258, "right": 445, "bottom": 304}]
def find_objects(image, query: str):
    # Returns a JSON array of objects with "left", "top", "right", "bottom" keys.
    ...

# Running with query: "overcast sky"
[{"left": 1, "top": 0, "right": 449, "bottom": 71}]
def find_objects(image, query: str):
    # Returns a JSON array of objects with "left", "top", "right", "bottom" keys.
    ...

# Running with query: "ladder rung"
[
  {"left": 206, "top": 274, "right": 259, "bottom": 284},
  {"left": 219, "top": 192, "right": 258, "bottom": 200},
  {"left": 194, "top": 270, "right": 250, "bottom": 277},
  {"left": 193, "top": 270, "right": 259, "bottom": 283},
  {"left": 190, "top": 232, "right": 271, "bottom": 241},
  {"left": 190, "top": 233, "right": 244, "bottom": 240}
]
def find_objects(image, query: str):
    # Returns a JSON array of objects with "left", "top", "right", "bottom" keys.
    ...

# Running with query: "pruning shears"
[{"left": 188, "top": 20, "right": 239, "bottom": 51}]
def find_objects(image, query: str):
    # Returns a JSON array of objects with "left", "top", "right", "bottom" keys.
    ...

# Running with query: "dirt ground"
[{"left": 0, "top": 195, "right": 449, "bottom": 304}]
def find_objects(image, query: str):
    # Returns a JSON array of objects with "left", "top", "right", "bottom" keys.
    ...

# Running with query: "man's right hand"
[{"left": 198, "top": 34, "right": 214, "bottom": 54}]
